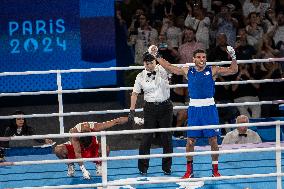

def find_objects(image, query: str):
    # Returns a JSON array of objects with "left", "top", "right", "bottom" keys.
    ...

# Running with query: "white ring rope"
[
  {"left": 0, "top": 120, "right": 282, "bottom": 140},
  {"left": 11, "top": 173, "right": 284, "bottom": 189},
  {"left": 0, "top": 100, "right": 283, "bottom": 119},
  {"left": 0, "top": 57, "right": 283, "bottom": 77},
  {"left": 187, "top": 57, "right": 284, "bottom": 66},
  {"left": 0, "top": 78, "right": 283, "bottom": 97},
  {"left": 1, "top": 145, "right": 282, "bottom": 166}
]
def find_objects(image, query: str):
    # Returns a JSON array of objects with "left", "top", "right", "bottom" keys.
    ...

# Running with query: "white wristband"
[{"left": 80, "top": 165, "right": 87, "bottom": 172}]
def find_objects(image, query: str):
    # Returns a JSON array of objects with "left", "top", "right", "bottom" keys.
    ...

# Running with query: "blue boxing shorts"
[{"left": 187, "top": 104, "right": 220, "bottom": 138}]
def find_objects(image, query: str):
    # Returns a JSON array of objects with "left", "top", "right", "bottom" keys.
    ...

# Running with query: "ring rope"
[
  {"left": 1, "top": 120, "right": 282, "bottom": 140},
  {"left": 187, "top": 57, "right": 284, "bottom": 66},
  {"left": 0, "top": 78, "right": 283, "bottom": 97},
  {"left": 11, "top": 173, "right": 284, "bottom": 189},
  {"left": 0, "top": 100, "right": 283, "bottom": 120},
  {"left": 0, "top": 57, "right": 283, "bottom": 77},
  {"left": 2, "top": 146, "right": 282, "bottom": 167}
]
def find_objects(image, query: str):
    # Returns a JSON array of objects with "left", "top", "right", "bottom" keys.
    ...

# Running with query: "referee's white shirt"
[{"left": 133, "top": 65, "right": 170, "bottom": 102}]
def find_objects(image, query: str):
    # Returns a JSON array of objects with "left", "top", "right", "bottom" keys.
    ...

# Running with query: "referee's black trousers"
[{"left": 138, "top": 100, "right": 173, "bottom": 173}]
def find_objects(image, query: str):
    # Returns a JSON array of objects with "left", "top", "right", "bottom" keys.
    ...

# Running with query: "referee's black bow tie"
[
  {"left": 238, "top": 133, "right": 247, "bottom": 137},
  {"left": 147, "top": 71, "right": 156, "bottom": 77}
]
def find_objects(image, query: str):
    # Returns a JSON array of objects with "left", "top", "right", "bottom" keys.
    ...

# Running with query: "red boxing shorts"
[{"left": 65, "top": 136, "right": 100, "bottom": 163}]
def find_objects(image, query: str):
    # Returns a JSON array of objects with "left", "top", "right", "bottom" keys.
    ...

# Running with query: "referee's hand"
[{"left": 128, "top": 110, "right": 135, "bottom": 125}]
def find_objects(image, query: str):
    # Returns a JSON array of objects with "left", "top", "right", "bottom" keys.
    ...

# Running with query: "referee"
[{"left": 129, "top": 51, "right": 173, "bottom": 175}]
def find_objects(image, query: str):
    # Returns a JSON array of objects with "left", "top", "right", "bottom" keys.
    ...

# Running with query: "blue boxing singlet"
[
  {"left": 188, "top": 66, "right": 215, "bottom": 99},
  {"left": 186, "top": 66, "right": 220, "bottom": 138}
]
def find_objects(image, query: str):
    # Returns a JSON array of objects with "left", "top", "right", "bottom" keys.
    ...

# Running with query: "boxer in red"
[{"left": 54, "top": 117, "right": 128, "bottom": 179}]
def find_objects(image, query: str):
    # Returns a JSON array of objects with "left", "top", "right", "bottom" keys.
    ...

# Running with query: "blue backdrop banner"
[{"left": 0, "top": 0, "right": 116, "bottom": 92}]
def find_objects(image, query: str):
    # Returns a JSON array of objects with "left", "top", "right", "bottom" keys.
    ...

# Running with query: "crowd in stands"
[{"left": 116, "top": 0, "right": 284, "bottom": 132}]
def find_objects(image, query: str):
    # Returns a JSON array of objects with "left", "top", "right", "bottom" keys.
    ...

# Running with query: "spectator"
[
  {"left": 151, "top": 0, "right": 167, "bottom": 22},
  {"left": 128, "top": 13, "right": 158, "bottom": 65},
  {"left": 246, "top": 12, "right": 264, "bottom": 49},
  {"left": 235, "top": 28, "right": 257, "bottom": 61},
  {"left": 1, "top": 110, "right": 53, "bottom": 148},
  {"left": 242, "top": 0, "right": 271, "bottom": 19},
  {"left": 129, "top": 51, "right": 173, "bottom": 175},
  {"left": 211, "top": 1, "right": 242, "bottom": 14},
  {"left": 208, "top": 33, "right": 239, "bottom": 129},
  {"left": 128, "top": 8, "right": 145, "bottom": 33},
  {"left": 213, "top": 4, "right": 238, "bottom": 46},
  {"left": 214, "top": 75, "right": 239, "bottom": 134},
  {"left": 272, "top": 11, "right": 284, "bottom": 47},
  {"left": 257, "top": 34, "right": 279, "bottom": 59},
  {"left": 160, "top": 14, "right": 182, "bottom": 50},
  {"left": 263, "top": 8, "right": 277, "bottom": 34},
  {"left": 184, "top": 5, "right": 210, "bottom": 50},
  {"left": 185, "top": 0, "right": 203, "bottom": 10},
  {"left": 222, "top": 115, "right": 262, "bottom": 144},
  {"left": 157, "top": 32, "right": 178, "bottom": 64},
  {"left": 127, "top": 8, "right": 145, "bottom": 57},
  {"left": 158, "top": 0, "right": 185, "bottom": 18},
  {"left": 232, "top": 63, "right": 261, "bottom": 118},
  {"left": 208, "top": 33, "right": 230, "bottom": 61},
  {"left": 119, "top": 0, "right": 144, "bottom": 28},
  {"left": 258, "top": 62, "right": 283, "bottom": 117},
  {"left": 178, "top": 27, "right": 205, "bottom": 64},
  {"left": 165, "top": 0, "right": 187, "bottom": 17},
  {"left": 233, "top": 28, "right": 261, "bottom": 119}
]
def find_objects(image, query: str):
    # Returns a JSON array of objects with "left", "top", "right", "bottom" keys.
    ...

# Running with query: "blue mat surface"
[{"left": 1, "top": 143, "right": 284, "bottom": 189}]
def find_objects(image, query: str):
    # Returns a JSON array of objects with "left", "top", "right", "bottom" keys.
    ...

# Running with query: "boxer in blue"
[{"left": 149, "top": 45, "right": 238, "bottom": 178}]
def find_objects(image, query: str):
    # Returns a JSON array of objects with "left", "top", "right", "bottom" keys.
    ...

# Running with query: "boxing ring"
[
  {"left": 1, "top": 58, "right": 284, "bottom": 189},
  {"left": 1, "top": 142, "right": 284, "bottom": 189}
]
